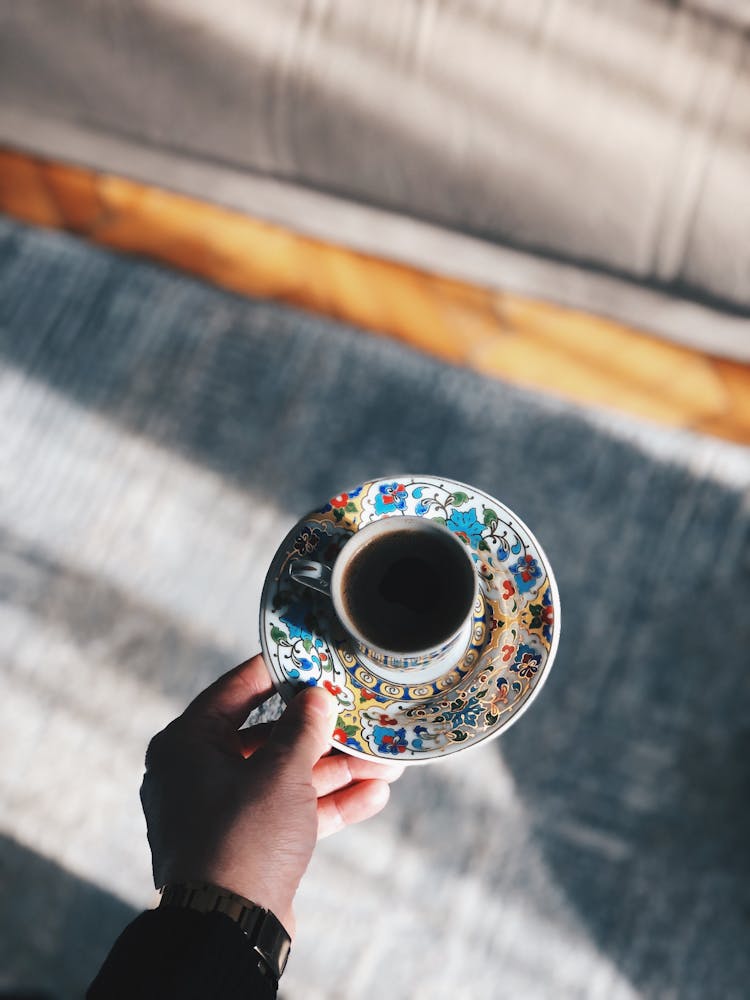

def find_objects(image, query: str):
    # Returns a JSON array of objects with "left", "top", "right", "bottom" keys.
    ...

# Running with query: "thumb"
[{"left": 267, "top": 685, "right": 338, "bottom": 769}]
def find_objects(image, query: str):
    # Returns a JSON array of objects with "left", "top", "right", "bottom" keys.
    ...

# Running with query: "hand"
[{"left": 140, "top": 654, "right": 403, "bottom": 936}]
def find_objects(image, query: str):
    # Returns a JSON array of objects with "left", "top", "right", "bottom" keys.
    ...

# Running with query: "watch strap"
[{"left": 159, "top": 881, "right": 291, "bottom": 981}]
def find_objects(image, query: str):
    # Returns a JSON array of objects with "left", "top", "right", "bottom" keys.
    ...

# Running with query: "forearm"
[{"left": 87, "top": 907, "right": 277, "bottom": 1000}]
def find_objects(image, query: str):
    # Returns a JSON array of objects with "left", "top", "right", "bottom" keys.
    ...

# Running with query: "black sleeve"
[{"left": 87, "top": 907, "right": 278, "bottom": 1000}]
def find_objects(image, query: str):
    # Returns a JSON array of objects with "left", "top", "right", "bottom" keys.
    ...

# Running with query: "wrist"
[
  {"left": 161, "top": 861, "right": 293, "bottom": 934},
  {"left": 158, "top": 881, "right": 291, "bottom": 982}
]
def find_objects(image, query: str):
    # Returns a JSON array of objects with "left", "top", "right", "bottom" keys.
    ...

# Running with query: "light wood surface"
[{"left": 1, "top": 147, "right": 748, "bottom": 444}]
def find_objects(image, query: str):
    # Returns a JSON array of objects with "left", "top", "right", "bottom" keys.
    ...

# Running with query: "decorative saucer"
[{"left": 259, "top": 476, "right": 560, "bottom": 765}]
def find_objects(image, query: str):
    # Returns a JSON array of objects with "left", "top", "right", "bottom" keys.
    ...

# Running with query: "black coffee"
[{"left": 341, "top": 528, "right": 475, "bottom": 654}]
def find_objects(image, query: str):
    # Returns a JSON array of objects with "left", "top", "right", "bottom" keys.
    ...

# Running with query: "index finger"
[{"left": 182, "top": 653, "right": 274, "bottom": 728}]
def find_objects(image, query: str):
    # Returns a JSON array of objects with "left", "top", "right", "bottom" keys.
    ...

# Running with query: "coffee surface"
[{"left": 341, "top": 528, "right": 475, "bottom": 653}]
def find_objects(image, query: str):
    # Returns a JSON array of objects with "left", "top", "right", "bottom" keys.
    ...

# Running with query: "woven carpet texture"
[{"left": 1, "top": 218, "right": 749, "bottom": 999}]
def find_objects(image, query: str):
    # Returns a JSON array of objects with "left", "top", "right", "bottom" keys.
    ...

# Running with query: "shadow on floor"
[
  {"left": 499, "top": 599, "right": 750, "bottom": 995},
  {"left": 0, "top": 834, "right": 137, "bottom": 999}
]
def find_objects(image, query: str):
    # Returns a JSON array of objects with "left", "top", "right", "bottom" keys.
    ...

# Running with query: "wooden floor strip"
[{"left": 1, "top": 147, "right": 748, "bottom": 444}]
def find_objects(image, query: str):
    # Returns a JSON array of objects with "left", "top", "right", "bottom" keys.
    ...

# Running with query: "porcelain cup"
[{"left": 288, "top": 515, "right": 478, "bottom": 671}]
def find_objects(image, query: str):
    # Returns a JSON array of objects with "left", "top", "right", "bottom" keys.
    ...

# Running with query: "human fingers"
[
  {"left": 236, "top": 721, "right": 276, "bottom": 758},
  {"left": 312, "top": 752, "right": 404, "bottom": 799},
  {"left": 261, "top": 686, "right": 337, "bottom": 769},
  {"left": 182, "top": 653, "right": 274, "bottom": 728},
  {"left": 316, "top": 779, "right": 391, "bottom": 839}
]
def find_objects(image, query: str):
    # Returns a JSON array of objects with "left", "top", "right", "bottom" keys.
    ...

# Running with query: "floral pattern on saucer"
[{"left": 259, "top": 476, "right": 560, "bottom": 764}]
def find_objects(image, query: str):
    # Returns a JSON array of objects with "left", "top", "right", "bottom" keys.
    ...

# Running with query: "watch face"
[{"left": 259, "top": 912, "right": 292, "bottom": 977}]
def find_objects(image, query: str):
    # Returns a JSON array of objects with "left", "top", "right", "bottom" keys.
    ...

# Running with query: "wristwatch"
[{"left": 159, "top": 881, "right": 291, "bottom": 982}]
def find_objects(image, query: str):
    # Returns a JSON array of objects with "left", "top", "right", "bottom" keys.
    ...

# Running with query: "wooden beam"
[{"left": 1, "top": 147, "right": 748, "bottom": 444}]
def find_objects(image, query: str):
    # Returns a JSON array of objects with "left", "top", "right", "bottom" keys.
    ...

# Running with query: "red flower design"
[
  {"left": 502, "top": 580, "right": 515, "bottom": 600},
  {"left": 330, "top": 493, "right": 349, "bottom": 509},
  {"left": 493, "top": 684, "right": 509, "bottom": 706},
  {"left": 381, "top": 483, "right": 405, "bottom": 505},
  {"left": 378, "top": 713, "right": 398, "bottom": 726},
  {"left": 381, "top": 734, "right": 407, "bottom": 753},
  {"left": 323, "top": 680, "right": 343, "bottom": 697},
  {"left": 361, "top": 688, "right": 377, "bottom": 701},
  {"left": 519, "top": 554, "right": 535, "bottom": 582},
  {"left": 333, "top": 728, "right": 348, "bottom": 743}
]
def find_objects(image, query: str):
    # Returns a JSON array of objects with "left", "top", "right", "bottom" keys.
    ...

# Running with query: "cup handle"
[{"left": 288, "top": 559, "right": 333, "bottom": 596}]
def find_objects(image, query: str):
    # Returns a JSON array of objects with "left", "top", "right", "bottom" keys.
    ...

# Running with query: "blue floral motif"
[
  {"left": 446, "top": 507, "right": 484, "bottom": 548},
  {"left": 412, "top": 724, "right": 428, "bottom": 750},
  {"left": 449, "top": 699, "right": 483, "bottom": 728},
  {"left": 374, "top": 482, "right": 408, "bottom": 515},
  {"left": 511, "top": 643, "right": 542, "bottom": 679},
  {"left": 509, "top": 553, "right": 542, "bottom": 592},
  {"left": 348, "top": 486, "right": 363, "bottom": 498},
  {"left": 415, "top": 501, "right": 430, "bottom": 516},
  {"left": 373, "top": 725, "right": 409, "bottom": 754},
  {"left": 280, "top": 603, "right": 315, "bottom": 641},
  {"left": 287, "top": 655, "right": 317, "bottom": 679},
  {"left": 280, "top": 621, "right": 312, "bottom": 641},
  {"left": 494, "top": 541, "right": 510, "bottom": 562}
]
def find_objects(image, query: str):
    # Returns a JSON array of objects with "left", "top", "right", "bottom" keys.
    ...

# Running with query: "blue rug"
[{"left": 1, "top": 217, "right": 748, "bottom": 999}]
